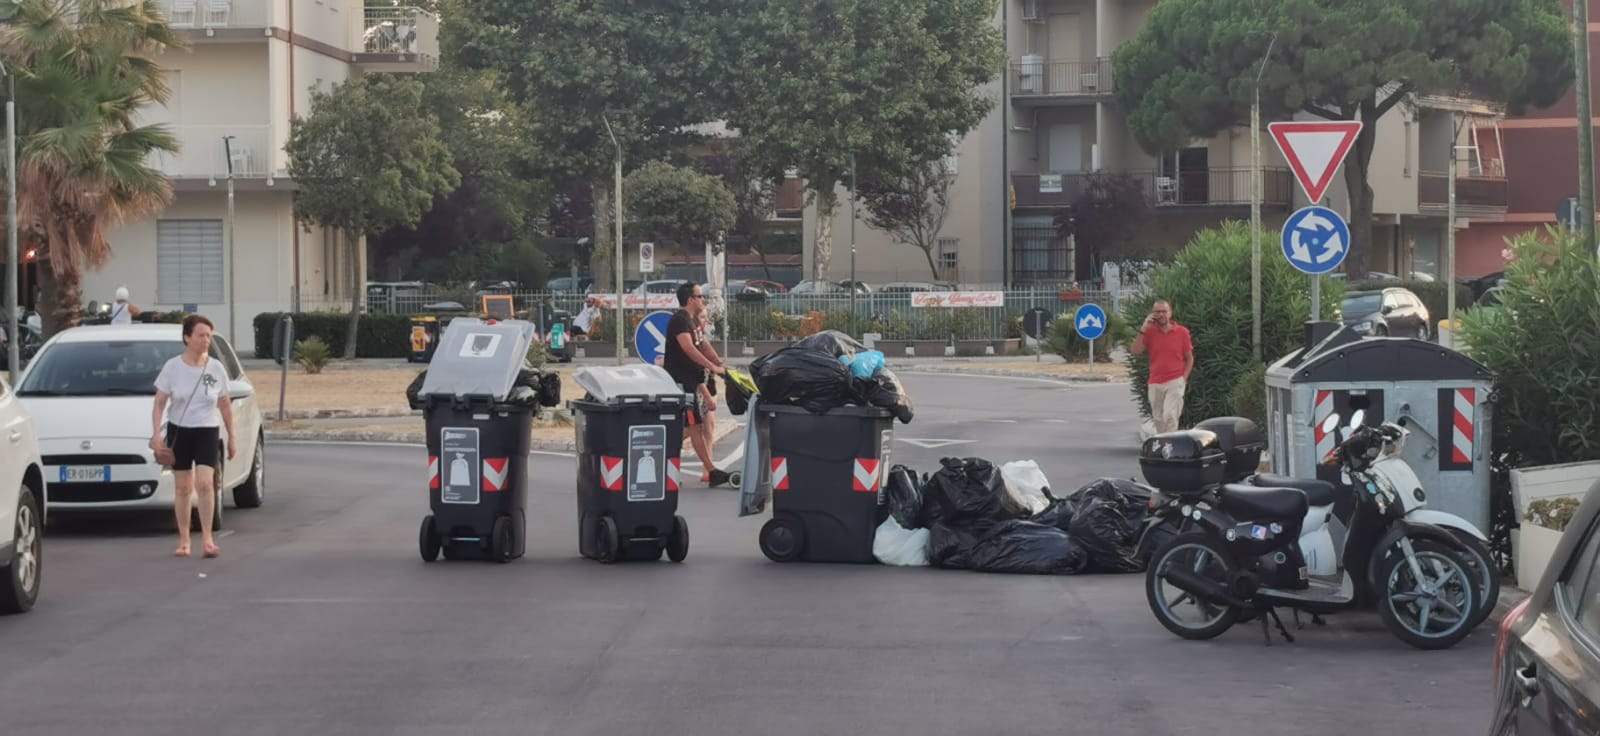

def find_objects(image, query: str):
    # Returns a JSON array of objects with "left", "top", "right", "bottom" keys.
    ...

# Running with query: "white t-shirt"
[
  {"left": 154, "top": 355, "right": 231, "bottom": 428},
  {"left": 109, "top": 302, "right": 133, "bottom": 324}
]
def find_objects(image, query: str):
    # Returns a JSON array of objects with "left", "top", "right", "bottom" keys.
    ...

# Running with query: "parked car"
[
  {"left": 633, "top": 279, "right": 689, "bottom": 296},
  {"left": 15, "top": 325, "right": 267, "bottom": 526},
  {"left": 1338, "top": 287, "right": 1432, "bottom": 339},
  {"left": 545, "top": 276, "right": 594, "bottom": 293},
  {"left": 0, "top": 374, "right": 44, "bottom": 614},
  {"left": 878, "top": 281, "right": 956, "bottom": 295},
  {"left": 1487, "top": 481, "right": 1600, "bottom": 736},
  {"left": 0, "top": 319, "right": 43, "bottom": 371}
]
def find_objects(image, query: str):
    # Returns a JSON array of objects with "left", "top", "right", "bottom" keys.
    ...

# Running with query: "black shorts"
[
  {"left": 168, "top": 425, "right": 220, "bottom": 471},
  {"left": 680, "top": 382, "right": 706, "bottom": 426}
]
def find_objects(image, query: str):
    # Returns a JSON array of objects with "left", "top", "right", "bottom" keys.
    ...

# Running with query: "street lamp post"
[
  {"left": 223, "top": 135, "right": 236, "bottom": 342},
  {"left": 602, "top": 112, "right": 624, "bottom": 366},
  {"left": 3, "top": 63, "right": 17, "bottom": 385},
  {"left": 849, "top": 152, "right": 857, "bottom": 337},
  {"left": 1249, "top": 31, "right": 1276, "bottom": 363}
]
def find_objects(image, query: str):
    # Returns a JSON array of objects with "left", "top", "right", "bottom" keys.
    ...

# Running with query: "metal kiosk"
[
  {"left": 414, "top": 318, "right": 538, "bottom": 563},
  {"left": 570, "top": 365, "right": 693, "bottom": 564}
]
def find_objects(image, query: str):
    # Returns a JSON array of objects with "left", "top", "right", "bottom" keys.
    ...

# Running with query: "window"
[
  {"left": 157, "top": 219, "right": 224, "bottom": 303},
  {"left": 937, "top": 237, "right": 959, "bottom": 270},
  {"left": 1562, "top": 513, "right": 1600, "bottom": 640},
  {"left": 211, "top": 336, "right": 243, "bottom": 380}
]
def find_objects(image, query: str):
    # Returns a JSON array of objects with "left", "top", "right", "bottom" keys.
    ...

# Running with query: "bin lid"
[
  {"left": 417, "top": 318, "right": 536, "bottom": 399},
  {"left": 573, "top": 364, "right": 686, "bottom": 403},
  {"left": 1274, "top": 326, "right": 1490, "bottom": 383}
]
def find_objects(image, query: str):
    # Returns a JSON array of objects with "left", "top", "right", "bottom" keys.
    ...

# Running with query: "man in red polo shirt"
[{"left": 1130, "top": 300, "right": 1193, "bottom": 434}]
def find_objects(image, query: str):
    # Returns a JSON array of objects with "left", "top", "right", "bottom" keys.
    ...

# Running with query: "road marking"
[{"left": 979, "top": 419, "right": 1018, "bottom": 424}]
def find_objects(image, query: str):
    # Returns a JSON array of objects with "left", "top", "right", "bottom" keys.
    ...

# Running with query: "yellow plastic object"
[{"left": 727, "top": 368, "right": 759, "bottom": 396}]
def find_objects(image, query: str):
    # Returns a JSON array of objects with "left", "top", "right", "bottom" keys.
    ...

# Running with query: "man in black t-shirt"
[{"left": 665, "top": 282, "right": 729, "bottom": 486}]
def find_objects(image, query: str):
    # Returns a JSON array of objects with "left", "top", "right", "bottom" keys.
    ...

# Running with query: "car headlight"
[{"left": 1352, "top": 321, "right": 1373, "bottom": 332}]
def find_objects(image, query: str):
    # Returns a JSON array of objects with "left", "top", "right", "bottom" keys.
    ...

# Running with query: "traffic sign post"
[
  {"left": 1282, "top": 205, "right": 1350, "bottom": 321},
  {"left": 639, "top": 241, "right": 655, "bottom": 274},
  {"left": 1023, "top": 307, "right": 1053, "bottom": 363},
  {"left": 1074, "top": 303, "right": 1107, "bottom": 366},
  {"left": 634, "top": 310, "right": 674, "bottom": 367},
  {"left": 1270, "top": 120, "right": 1362, "bottom": 323}
]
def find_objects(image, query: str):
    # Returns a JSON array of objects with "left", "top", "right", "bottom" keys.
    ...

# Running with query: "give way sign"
[{"left": 1268, "top": 121, "right": 1363, "bottom": 204}]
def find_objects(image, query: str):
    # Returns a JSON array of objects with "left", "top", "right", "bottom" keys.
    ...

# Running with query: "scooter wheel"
[
  {"left": 1445, "top": 529, "right": 1500, "bottom": 630},
  {"left": 728, "top": 471, "right": 742, "bottom": 487},
  {"left": 1375, "top": 537, "right": 1478, "bottom": 650},
  {"left": 1145, "top": 533, "right": 1241, "bottom": 641},
  {"left": 418, "top": 515, "right": 440, "bottom": 562},
  {"left": 596, "top": 516, "right": 621, "bottom": 564}
]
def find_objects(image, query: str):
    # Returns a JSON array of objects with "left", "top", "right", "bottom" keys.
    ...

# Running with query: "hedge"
[{"left": 253, "top": 311, "right": 457, "bottom": 359}]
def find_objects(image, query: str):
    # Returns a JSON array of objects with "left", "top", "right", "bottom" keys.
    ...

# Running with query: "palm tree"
[{"left": 1, "top": 0, "right": 182, "bottom": 336}]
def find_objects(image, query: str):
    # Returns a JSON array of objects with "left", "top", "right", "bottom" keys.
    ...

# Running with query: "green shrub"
[
  {"left": 1228, "top": 361, "right": 1269, "bottom": 430},
  {"left": 292, "top": 335, "right": 332, "bottom": 374},
  {"left": 1044, "top": 306, "right": 1131, "bottom": 361},
  {"left": 1346, "top": 277, "right": 1474, "bottom": 326},
  {"left": 253, "top": 311, "right": 443, "bottom": 358},
  {"left": 1122, "top": 221, "right": 1343, "bottom": 425}
]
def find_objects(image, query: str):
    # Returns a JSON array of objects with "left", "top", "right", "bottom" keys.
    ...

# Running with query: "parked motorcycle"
[{"left": 1140, "top": 410, "right": 1482, "bottom": 649}]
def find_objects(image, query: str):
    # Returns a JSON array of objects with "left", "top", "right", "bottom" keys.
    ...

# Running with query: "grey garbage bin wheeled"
[
  {"left": 570, "top": 365, "right": 693, "bottom": 564},
  {"left": 409, "top": 318, "right": 548, "bottom": 564},
  {"left": 757, "top": 404, "right": 894, "bottom": 564}
]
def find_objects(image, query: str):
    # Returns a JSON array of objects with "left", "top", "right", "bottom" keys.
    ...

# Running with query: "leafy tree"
[
  {"left": 1112, "top": 0, "right": 1573, "bottom": 277},
  {"left": 284, "top": 75, "right": 459, "bottom": 357},
  {"left": 444, "top": 0, "right": 734, "bottom": 290},
  {"left": 725, "top": 0, "right": 1003, "bottom": 280},
  {"left": 698, "top": 141, "right": 781, "bottom": 279},
  {"left": 1054, "top": 172, "right": 1152, "bottom": 278},
  {"left": 1, "top": 0, "right": 182, "bottom": 337},
  {"left": 859, "top": 159, "right": 955, "bottom": 280},
  {"left": 623, "top": 160, "right": 735, "bottom": 261}
]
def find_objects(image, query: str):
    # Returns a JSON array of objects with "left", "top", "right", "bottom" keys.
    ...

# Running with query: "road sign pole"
[
  {"left": 1088, "top": 338, "right": 1094, "bottom": 367},
  {"left": 1310, "top": 274, "right": 1320, "bottom": 322}
]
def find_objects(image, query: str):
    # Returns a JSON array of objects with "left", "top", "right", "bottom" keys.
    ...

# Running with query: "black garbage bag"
[
  {"left": 1029, "top": 498, "right": 1075, "bottom": 531},
  {"left": 1061, "top": 478, "right": 1150, "bottom": 573},
  {"left": 922, "top": 457, "right": 1018, "bottom": 526},
  {"left": 405, "top": 370, "right": 428, "bottom": 410},
  {"left": 509, "top": 368, "right": 562, "bottom": 408},
  {"left": 927, "top": 520, "right": 1090, "bottom": 575},
  {"left": 537, "top": 372, "right": 562, "bottom": 407},
  {"left": 750, "top": 346, "right": 856, "bottom": 414},
  {"left": 885, "top": 465, "right": 925, "bottom": 529},
  {"left": 794, "top": 329, "right": 867, "bottom": 358},
  {"left": 854, "top": 367, "right": 914, "bottom": 424}
]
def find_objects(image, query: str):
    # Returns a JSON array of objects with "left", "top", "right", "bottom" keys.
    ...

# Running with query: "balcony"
[
  {"left": 150, "top": 125, "right": 280, "bottom": 183},
  {"left": 1418, "top": 172, "right": 1509, "bottom": 214},
  {"left": 1011, "top": 167, "right": 1294, "bottom": 210},
  {"left": 355, "top": 6, "right": 440, "bottom": 73},
  {"left": 153, "top": 0, "right": 272, "bottom": 33},
  {"left": 1009, "top": 58, "right": 1113, "bottom": 105}
]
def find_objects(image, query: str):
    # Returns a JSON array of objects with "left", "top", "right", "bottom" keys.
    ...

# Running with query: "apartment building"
[
  {"left": 79, "top": 0, "right": 438, "bottom": 349},
  {"left": 805, "top": 0, "right": 1510, "bottom": 288}
]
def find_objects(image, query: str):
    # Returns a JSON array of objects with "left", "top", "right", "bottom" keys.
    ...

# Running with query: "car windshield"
[
  {"left": 17, "top": 339, "right": 184, "bottom": 396},
  {"left": 1341, "top": 294, "right": 1383, "bottom": 316}
]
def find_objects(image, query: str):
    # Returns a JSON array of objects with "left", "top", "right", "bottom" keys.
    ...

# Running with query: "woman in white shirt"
[
  {"left": 108, "top": 286, "right": 141, "bottom": 325},
  {"left": 150, "top": 315, "right": 236, "bottom": 559}
]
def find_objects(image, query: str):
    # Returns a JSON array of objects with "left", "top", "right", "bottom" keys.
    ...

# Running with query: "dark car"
[
  {"left": 1339, "top": 287, "right": 1431, "bottom": 339},
  {"left": 1488, "top": 480, "right": 1600, "bottom": 735}
]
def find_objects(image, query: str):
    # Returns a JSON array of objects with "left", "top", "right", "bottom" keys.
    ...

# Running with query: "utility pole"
[
  {"left": 1446, "top": 113, "right": 1462, "bottom": 324},
  {"left": 602, "top": 112, "right": 624, "bottom": 366},
  {"left": 1250, "top": 32, "right": 1275, "bottom": 363},
  {"left": 4, "top": 65, "right": 16, "bottom": 385},
  {"left": 223, "top": 135, "right": 237, "bottom": 340},
  {"left": 849, "top": 152, "right": 857, "bottom": 337},
  {"left": 1577, "top": 0, "right": 1596, "bottom": 252}
]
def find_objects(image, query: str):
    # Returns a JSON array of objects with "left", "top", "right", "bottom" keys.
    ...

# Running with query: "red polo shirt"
[{"left": 1144, "top": 324, "right": 1192, "bottom": 385}]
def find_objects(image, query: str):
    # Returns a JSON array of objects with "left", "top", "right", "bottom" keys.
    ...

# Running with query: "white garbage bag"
[
  {"left": 1000, "top": 460, "right": 1053, "bottom": 516},
  {"left": 873, "top": 517, "right": 930, "bottom": 566}
]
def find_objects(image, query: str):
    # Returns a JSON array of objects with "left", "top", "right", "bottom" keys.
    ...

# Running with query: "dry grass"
[
  {"left": 247, "top": 367, "right": 585, "bottom": 413},
  {"left": 958, "top": 359, "right": 1128, "bottom": 379}
]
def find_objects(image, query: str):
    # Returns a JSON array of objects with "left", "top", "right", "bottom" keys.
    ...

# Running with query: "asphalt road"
[{"left": 1, "top": 373, "right": 1496, "bottom": 735}]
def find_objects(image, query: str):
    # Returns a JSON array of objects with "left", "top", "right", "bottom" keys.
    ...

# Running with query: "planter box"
[
  {"left": 1515, "top": 524, "right": 1566, "bottom": 590},
  {"left": 1511, "top": 460, "right": 1600, "bottom": 520}
]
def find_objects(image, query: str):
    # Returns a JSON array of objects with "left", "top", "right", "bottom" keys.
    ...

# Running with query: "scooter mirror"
[{"left": 1350, "top": 409, "right": 1367, "bottom": 429}]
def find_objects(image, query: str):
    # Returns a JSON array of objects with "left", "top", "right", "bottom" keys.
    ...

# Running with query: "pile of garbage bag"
[
  {"left": 405, "top": 363, "right": 562, "bottom": 410},
  {"left": 873, "top": 457, "right": 1155, "bottom": 575},
  {"left": 747, "top": 330, "right": 913, "bottom": 424}
]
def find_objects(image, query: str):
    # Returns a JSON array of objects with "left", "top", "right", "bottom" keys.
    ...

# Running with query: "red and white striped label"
[
  {"left": 482, "top": 458, "right": 509, "bottom": 492},
  {"left": 666, "top": 457, "right": 681, "bottom": 491},
  {"left": 428, "top": 455, "right": 440, "bottom": 490},
  {"left": 600, "top": 456, "right": 625, "bottom": 491},
  {"left": 771, "top": 457, "right": 790, "bottom": 490},
  {"left": 1451, "top": 388, "right": 1475, "bottom": 464},
  {"left": 852, "top": 458, "right": 882, "bottom": 492},
  {"left": 1313, "top": 390, "right": 1336, "bottom": 462}
]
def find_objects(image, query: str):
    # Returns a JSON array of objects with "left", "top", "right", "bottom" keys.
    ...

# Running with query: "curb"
[
  {"left": 906, "top": 365, "right": 1130, "bottom": 383},
  {"left": 266, "top": 418, "right": 740, "bottom": 452},
  {"left": 1489, "top": 584, "right": 1532, "bottom": 623},
  {"left": 279, "top": 407, "right": 418, "bottom": 420}
]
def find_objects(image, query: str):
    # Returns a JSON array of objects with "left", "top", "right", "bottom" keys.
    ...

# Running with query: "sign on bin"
[
  {"left": 634, "top": 310, "right": 675, "bottom": 367},
  {"left": 459, "top": 332, "right": 503, "bottom": 359},
  {"left": 628, "top": 425, "right": 668, "bottom": 502},
  {"left": 439, "top": 427, "right": 481, "bottom": 505}
]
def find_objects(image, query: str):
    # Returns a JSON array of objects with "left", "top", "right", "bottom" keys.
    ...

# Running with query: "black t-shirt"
[{"left": 664, "top": 309, "right": 705, "bottom": 387}]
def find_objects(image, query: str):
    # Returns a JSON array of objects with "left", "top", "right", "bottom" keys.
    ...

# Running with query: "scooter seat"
[
  {"left": 1218, "top": 484, "right": 1309, "bottom": 522},
  {"left": 1250, "top": 473, "right": 1338, "bottom": 508}
]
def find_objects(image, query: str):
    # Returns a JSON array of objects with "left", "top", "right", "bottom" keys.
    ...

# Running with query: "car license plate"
[{"left": 59, "top": 466, "right": 110, "bottom": 483}]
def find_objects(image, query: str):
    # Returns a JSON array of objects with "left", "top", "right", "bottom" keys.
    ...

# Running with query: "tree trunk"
[
  {"left": 37, "top": 258, "right": 80, "bottom": 339},
  {"left": 344, "top": 227, "right": 361, "bottom": 360},
  {"left": 813, "top": 189, "right": 836, "bottom": 281},
  {"left": 1342, "top": 111, "right": 1380, "bottom": 280},
  {"left": 591, "top": 180, "right": 614, "bottom": 291},
  {"left": 922, "top": 245, "right": 940, "bottom": 280}
]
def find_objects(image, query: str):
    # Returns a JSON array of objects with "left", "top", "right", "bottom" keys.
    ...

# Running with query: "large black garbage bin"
[
  {"left": 412, "top": 318, "right": 539, "bottom": 564},
  {"left": 757, "top": 404, "right": 894, "bottom": 563},
  {"left": 408, "top": 315, "right": 440, "bottom": 363},
  {"left": 570, "top": 365, "right": 693, "bottom": 564}
]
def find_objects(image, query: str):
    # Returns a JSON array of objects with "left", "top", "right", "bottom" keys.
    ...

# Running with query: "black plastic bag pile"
[
  {"left": 405, "top": 363, "right": 562, "bottom": 410},
  {"left": 748, "top": 330, "right": 913, "bottom": 423},
  {"left": 884, "top": 457, "right": 1155, "bottom": 575}
]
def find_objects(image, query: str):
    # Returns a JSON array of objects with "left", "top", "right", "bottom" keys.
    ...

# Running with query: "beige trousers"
[{"left": 1149, "top": 377, "right": 1187, "bottom": 434}]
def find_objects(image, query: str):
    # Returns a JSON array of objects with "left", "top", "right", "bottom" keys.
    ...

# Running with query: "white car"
[
  {"left": 15, "top": 325, "right": 266, "bottom": 526},
  {"left": 1, "top": 374, "right": 44, "bottom": 613}
]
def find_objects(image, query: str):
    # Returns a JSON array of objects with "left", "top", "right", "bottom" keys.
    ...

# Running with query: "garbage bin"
[
  {"left": 570, "top": 365, "right": 693, "bottom": 563},
  {"left": 412, "top": 318, "right": 539, "bottom": 563},
  {"left": 408, "top": 315, "right": 440, "bottom": 363},
  {"left": 757, "top": 404, "right": 895, "bottom": 564}
]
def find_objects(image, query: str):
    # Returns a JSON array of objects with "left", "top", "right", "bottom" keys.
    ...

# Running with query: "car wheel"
[
  {"left": 1374, "top": 324, "right": 1389, "bottom": 337},
  {"left": 233, "top": 433, "right": 265, "bottom": 509},
  {"left": 0, "top": 485, "right": 43, "bottom": 614}
]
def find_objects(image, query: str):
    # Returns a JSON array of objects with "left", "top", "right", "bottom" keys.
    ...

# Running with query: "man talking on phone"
[{"left": 1130, "top": 300, "right": 1193, "bottom": 434}]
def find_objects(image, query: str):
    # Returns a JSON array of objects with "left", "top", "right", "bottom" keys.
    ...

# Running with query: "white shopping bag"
[
  {"left": 873, "top": 517, "right": 930, "bottom": 566},
  {"left": 1000, "top": 460, "right": 1053, "bottom": 516}
]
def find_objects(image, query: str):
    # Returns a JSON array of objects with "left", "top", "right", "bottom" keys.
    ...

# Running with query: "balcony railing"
[
  {"left": 149, "top": 125, "right": 276, "bottom": 180},
  {"left": 1010, "top": 58, "right": 1114, "bottom": 99},
  {"left": 1418, "top": 172, "right": 1509, "bottom": 211},
  {"left": 153, "top": 0, "right": 271, "bottom": 30},
  {"left": 358, "top": 6, "right": 440, "bottom": 69},
  {"left": 1011, "top": 167, "right": 1294, "bottom": 209}
]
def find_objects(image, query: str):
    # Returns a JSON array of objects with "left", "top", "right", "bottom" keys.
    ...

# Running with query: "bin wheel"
[
  {"left": 418, "top": 515, "right": 440, "bottom": 562},
  {"left": 667, "top": 515, "right": 690, "bottom": 563},
  {"left": 759, "top": 515, "right": 805, "bottom": 563},
  {"left": 490, "top": 516, "right": 516, "bottom": 564},
  {"left": 597, "top": 516, "right": 621, "bottom": 564},
  {"left": 728, "top": 471, "right": 742, "bottom": 487}
]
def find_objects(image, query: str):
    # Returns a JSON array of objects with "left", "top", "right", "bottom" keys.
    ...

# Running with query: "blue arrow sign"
[
  {"left": 1074, "top": 303, "right": 1107, "bottom": 340},
  {"left": 1281, "top": 205, "right": 1350, "bottom": 275},
  {"left": 634, "top": 310, "right": 675, "bottom": 366}
]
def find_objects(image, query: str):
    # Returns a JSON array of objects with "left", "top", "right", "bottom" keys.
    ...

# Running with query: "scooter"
[{"left": 1142, "top": 410, "right": 1482, "bottom": 649}]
